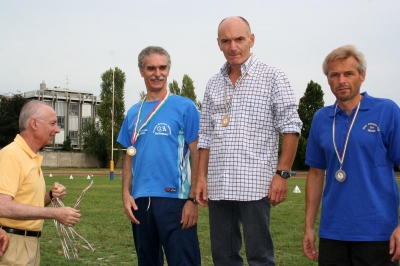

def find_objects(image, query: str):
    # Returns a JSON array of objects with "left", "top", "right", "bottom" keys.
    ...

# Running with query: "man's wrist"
[
  {"left": 276, "top": 170, "right": 291, "bottom": 179},
  {"left": 187, "top": 197, "right": 198, "bottom": 204}
]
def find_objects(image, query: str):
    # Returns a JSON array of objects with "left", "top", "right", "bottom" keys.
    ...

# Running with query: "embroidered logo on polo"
[
  {"left": 139, "top": 129, "right": 147, "bottom": 136},
  {"left": 133, "top": 121, "right": 147, "bottom": 136},
  {"left": 362, "top": 122, "right": 380, "bottom": 133},
  {"left": 165, "top": 187, "right": 177, "bottom": 192},
  {"left": 153, "top": 123, "right": 171, "bottom": 136}
]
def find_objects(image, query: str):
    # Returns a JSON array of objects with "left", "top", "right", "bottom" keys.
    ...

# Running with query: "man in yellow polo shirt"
[{"left": 0, "top": 100, "right": 82, "bottom": 266}]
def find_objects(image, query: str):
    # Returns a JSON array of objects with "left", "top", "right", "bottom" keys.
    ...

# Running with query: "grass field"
[{"left": 37, "top": 168, "right": 400, "bottom": 266}]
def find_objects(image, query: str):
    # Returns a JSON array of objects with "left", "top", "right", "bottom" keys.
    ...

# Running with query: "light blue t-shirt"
[{"left": 117, "top": 95, "right": 200, "bottom": 200}]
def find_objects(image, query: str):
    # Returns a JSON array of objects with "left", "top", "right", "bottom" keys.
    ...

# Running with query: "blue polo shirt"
[
  {"left": 117, "top": 94, "right": 200, "bottom": 200},
  {"left": 306, "top": 92, "right": 400, "bottom": 241}
]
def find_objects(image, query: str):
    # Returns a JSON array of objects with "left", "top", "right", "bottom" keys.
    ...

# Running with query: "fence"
[{"left": 38, "top": 151, "right": 123, "bottom": 168}]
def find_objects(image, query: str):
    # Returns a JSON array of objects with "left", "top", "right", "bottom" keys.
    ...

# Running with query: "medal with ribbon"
[
  {"left": 222, "top": 55, "right": 253, "bottom": 127},
  {"left": 127, "top": 90, "right": 170, "bottom": 156},
  {"left": 332, "top": 101, "right": 361, "bottom": 182}
]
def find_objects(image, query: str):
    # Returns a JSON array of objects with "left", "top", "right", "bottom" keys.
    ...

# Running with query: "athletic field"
[{"left": 39, "top": 168, "right": 400, "bottom": 266}]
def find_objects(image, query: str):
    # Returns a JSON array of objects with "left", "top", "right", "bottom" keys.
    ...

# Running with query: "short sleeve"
[
  {"left": 117, "top": 114, "right": 132, "bottom": 148},
  {"left": 0, "top": 155, "right": 21, "bottom": 197},
  {"left": 183, "top": 101, "right": 200, "bottom": 144}
]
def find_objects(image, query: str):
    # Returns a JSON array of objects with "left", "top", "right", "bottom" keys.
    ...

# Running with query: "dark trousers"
[
  {"left": 132, "top": 197, "right": 201, "bottom": 266},
  {"left": 319, "top": 238, "right": 399, "bottom": 266},
  {"left": 209, "top": 197, "right": 275, "bottom": 266}
]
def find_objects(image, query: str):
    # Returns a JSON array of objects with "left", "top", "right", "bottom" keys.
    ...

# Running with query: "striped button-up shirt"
[{"left": 198, "top": 55, "right": 302, "bottom": 201}]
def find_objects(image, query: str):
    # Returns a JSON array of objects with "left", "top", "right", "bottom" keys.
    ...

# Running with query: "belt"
[{"left": 1, "top": 226, "right": 41, "bottom": 237}]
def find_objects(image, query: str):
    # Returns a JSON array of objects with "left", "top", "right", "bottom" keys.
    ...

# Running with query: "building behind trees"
[{"left": 22, "top": 80, "right": 101, "bottom": 150}]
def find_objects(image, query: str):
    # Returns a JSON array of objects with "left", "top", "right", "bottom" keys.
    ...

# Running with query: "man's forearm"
[
  {"left": 277, "top": 133, "right": 299, "bottom": 169},
  {"left": 188, "top": 140, "right": 199, "bottom": 197},
  {"left": 0, "top": 194, "right": 56, "bottom": 220},
  {"left": 305, "top": 167, "right": 325, "bottom": 231},
  {"left": 122, "top": 155, "right": 133, "bottom": 197},
  {"left": 198, "top": 148, "right": 210, "bottom": 179}
]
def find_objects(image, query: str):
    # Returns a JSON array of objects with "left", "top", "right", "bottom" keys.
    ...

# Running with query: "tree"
[
  {"left": 168, "top": 80, "right": 180, "bottom": 95},
  {"left": 0, "top": 93, "right": 28, "bottom": 148},
  {"left": 298, "top": 80, "right": 324, "bottom": 139},
  {"left": 139, "top": 91, "right": 146, "bottom": 100},
  {"left": 61, "top": 136, "right": 73, "bottom": 151},
  {"left": 82, "top": 67, "right": 126, "bottom": 166},
  {"left": 168, "top": 74, "right": 202, "bottom": 109},
  {"left": 180, "top": 75, "right": 196, "bottom": 100},
  {"left": 279, "top": 81, "right": 324, "bottom": 170},
  {"left": 292, "top": 135, "right": 308, "bottom": 170},
  {"left": 80, "top": 119, "right": 109, "bottom": 167}
]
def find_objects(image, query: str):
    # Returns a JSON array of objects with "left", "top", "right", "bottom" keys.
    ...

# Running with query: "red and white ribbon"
[{"left": 51, "top": 180, "right": 95, "bottom": 260}]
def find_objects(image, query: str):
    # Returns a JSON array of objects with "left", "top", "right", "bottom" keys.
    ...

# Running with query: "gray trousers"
[{"left": 209, "top": 197, "right": 275, "bottom": 266}]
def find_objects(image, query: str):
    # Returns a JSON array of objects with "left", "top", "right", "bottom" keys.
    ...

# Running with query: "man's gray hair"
[
  {"left": 138, "top": 46, "right": 171, "bottom": 69},
  {"left": 322, "top": 45, "right": 367, "bottom": 76},
  {"left": 19, "top": 100, "right": 48, "bottom": 132}
]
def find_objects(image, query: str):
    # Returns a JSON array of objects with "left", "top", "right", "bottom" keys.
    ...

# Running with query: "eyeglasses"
[{"left": 34, "top": 117, "right": 58, "bottom": 127}]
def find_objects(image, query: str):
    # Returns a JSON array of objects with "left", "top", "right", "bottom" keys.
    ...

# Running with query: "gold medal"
[
  {"left": 128, "top": 89, "right": 170, "bottom": 158},
  {"left": 335, "top": 169, "right": 346, "bottom": 182},
  {"left": 126, "top": 146, "right": 136, "bottom": 157},
  {"left": 221, "top": 115, "right": 230, "bottom": 127}
]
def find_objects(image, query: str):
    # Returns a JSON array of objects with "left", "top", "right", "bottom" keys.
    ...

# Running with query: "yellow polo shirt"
[{"left": 0, "top": 134, "right": 46, "bottom": 231}]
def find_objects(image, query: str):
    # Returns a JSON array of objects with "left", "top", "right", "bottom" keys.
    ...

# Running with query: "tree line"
[{"left": 0, "top": 69, "right": 324, "bottom": 170}]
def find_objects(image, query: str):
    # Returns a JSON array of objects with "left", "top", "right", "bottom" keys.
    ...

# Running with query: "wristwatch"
[
  {"left": 276, "top": 170, "right": 291, "bottom": 179},
  {"left": 187, "top": 197, "right": 198, "bottom": 204}
]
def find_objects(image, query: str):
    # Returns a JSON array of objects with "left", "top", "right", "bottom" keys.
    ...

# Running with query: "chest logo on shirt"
[
  {"left": 139, "top": 129, "right": 147, "bottom": 136},
  {"left": 362, "top": 122, "right": 380, "bottom": 133},
  {"left": 153, "top": 123, "right": 172, "bottom": 136}
]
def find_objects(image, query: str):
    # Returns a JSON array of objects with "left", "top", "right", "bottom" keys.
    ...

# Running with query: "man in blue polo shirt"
[
  {"left": 117, "top": 46, "right": 201, "bottom": 266},
  {"left": 303, "top": 45, "right": 400, "bottom": 265}
]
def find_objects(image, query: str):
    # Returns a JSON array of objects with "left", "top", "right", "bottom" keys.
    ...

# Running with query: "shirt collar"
[
  {"left": 220, "top": 54, "right": 256, "bottom": 76},
  {"left": 14, "top": 134, "right": 39, "bottom": 159},
  {"left": 328, "top": 91, "right": 372, "bottom": 117}
]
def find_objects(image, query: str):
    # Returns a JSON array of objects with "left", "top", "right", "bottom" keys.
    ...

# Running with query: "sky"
[{"left": 1, "top": 0, "right": 399, "bottom": 110}]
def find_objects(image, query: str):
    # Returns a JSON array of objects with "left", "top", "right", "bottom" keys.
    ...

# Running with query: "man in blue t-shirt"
[
  {"left": 117, "top": 46, "right": 201, "bottom": 266},
  {"left": 303, "top": 45, "right": 400, "bottom": 265}
]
